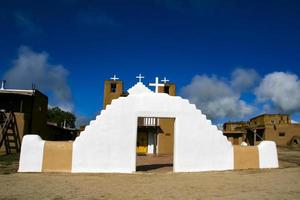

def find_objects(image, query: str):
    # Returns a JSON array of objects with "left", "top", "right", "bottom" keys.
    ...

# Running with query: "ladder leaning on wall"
[{"left": 0, "top": 110, "right": 21, "bottom": 154}]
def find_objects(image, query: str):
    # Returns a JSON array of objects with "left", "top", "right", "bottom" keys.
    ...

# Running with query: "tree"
[{"left": 47, "top": 107, "right": 76, "bottom": 128}]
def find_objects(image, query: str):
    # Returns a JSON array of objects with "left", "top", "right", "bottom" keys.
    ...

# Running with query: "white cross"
[
  {"left": 149, "top": 77, "right": 164, "bottom": 93},
  {"left": 136, "top": 73, "right": 144, "bottom": 83},
  {"left": 161, "top": 77, "right": 169, "bottom": 84},
  {"left": 110, "top": 75, "right": 119, "bottom": 81}
]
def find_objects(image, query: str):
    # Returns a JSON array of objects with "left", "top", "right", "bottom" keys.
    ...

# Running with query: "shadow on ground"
[{"left": 136, "top": 163, "right": 173, "bottom": 171}]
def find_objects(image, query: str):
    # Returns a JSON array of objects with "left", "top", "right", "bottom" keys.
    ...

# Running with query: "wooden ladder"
[{"left": 0, "top": 111, "right": 21, "bottom": 154}]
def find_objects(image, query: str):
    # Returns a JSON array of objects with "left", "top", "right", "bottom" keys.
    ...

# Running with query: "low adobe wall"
[
  {"left": 18, "top": 135, "right": 278, "bottom": 173},
  {"left": 42, "top": 141, "right": 73, "bottom": 172},
  {"left": 234, "top": 146, "right": 259, "bottom": 169}
]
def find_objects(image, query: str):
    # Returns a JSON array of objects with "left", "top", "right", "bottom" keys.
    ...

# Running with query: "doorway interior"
[{"left": 136, "top": 117, "right": 175, "bottom": 172}]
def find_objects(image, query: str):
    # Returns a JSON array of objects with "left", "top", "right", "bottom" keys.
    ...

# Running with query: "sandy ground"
[{"left": 0, "top": 147, "right": 300, "bottom": 200}]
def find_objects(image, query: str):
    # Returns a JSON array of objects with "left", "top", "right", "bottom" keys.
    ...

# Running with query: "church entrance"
[{"left": 136, "top": 117, "right": 175, "bottom": 172}]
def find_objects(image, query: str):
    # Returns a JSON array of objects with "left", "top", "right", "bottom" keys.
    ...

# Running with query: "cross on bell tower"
[
  {"left": 161, "top": 77, "right": 169, "bottom": 84},
  {"left": 110, "top": 75, "right": 119, "bottom": 81},
  {"left": 149, "top": 77, "right": 164, "bottom": 93},
  {"left": 136, "top": 73, "right": 144, "bottom": 83},
  {"left": 104, "top": 75, "right": 123, "bottom": 109}
]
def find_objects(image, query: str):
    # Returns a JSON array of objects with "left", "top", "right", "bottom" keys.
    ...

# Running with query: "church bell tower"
[{"left": 103, "top": 75, "right": 123, "bottom": 109}]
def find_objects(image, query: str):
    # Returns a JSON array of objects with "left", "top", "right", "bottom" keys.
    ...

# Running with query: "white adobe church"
[{"left": 18, "top": 75, "right": 278, "bottom": 173}]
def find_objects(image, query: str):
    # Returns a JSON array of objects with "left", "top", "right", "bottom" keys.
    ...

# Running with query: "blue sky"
[{"left": 1, "top": 0, "right": 300, "bottom": 126}]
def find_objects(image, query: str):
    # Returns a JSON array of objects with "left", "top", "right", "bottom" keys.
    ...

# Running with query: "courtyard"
[{"left": 0, "top": 147, "right": 299, "bottom": 199}]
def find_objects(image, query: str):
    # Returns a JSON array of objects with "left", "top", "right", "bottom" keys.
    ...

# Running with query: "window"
[
  {"left": 256, "top": 132, "right": 264, "bottom": 141},
  {"left": 164, "top": 86, "right": 170, "bottom": 94},
  {"left": 110, "top": 83, "right": 117, "bottom": 93},
  {"left": 279, "top": 132, "right": 285, "bottom": 137}
]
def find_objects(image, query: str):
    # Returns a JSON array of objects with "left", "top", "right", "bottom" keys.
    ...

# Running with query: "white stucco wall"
[
  {"left": 18, "top": 135, "right": 45, "bottom": 172},
  {"left": 18, "top": 82, "right": 279, "bottom": 173},
  {"left": 258, "top": 141, "right": 279, "bottom": 168},
  {"left": 72, "top": 83, "right": 234, "bottom": 173}
]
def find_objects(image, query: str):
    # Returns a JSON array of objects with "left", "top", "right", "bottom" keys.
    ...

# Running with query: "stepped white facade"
[{"left": 19, "top": 82, "right": 278, "bottom": 173}]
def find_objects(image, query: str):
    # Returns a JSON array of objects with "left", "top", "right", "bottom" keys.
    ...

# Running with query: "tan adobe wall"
[
  {"left": 158, "top": 83, "right": 176, "bottom": 96},
  {"left": 264, "top": 124, "right": 300, "bottom": 146},
  {"left": 157, "top": 118, "right": 175, "bottom": 155},
  {"left": 42, "top": 141, "right": 73, "bottom": 172},
  {"left": 233, "top": 146, "right": 259, "bottom": 169},
  {"left": 223, "top": 122, "right": 247, "bottom": 131},
  {"left": 103, "top": 80, "right": 123, "bottom": 109},
  {"left": 250, "top": 114, "right": 290, "bottom": 126},
  {"left": 250, "top": 116, "right": 267, "bottom": 126}
]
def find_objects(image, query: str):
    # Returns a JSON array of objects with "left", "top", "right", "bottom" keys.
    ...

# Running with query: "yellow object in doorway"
[{"left": 137, "top": 132, "right": 148, "bottom": 154}]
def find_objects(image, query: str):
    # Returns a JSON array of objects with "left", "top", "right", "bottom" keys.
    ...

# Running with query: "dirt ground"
[{"left": 0, "top": 147, "right": 300, "bottom": 200}]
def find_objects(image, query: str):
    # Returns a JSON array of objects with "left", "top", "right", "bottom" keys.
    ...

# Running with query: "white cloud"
[
  {"left": 3, "top": 46, "right": 74, "bottom": 112},
  {"left": 255, "top": 72, "right": 300, "bottom": 113},
  {"left": 180, "top": 74, "right": 255, "bottom": 120},
  {"left": 231, "top": 68, "right": 260, "bottom": 92}
]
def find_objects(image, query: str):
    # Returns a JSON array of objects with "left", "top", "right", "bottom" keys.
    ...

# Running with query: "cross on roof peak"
[
  {"left": 149, "top": 77, "right": 164, "bottom": 93},
  {"left": 136, "top": 73, "right": 145, "bottom": 83},
  {"left": 110, "top": 75, "right": 119, "bottom": 81},
  {"left": 161, "top": 77, "right": 169, "bottom": 84}
]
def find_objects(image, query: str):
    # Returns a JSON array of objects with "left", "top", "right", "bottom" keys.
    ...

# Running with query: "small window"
[
  {"left": 271, "top": 120, "right": 275, "bottom": 124},
  {"left": 164, "top": 86, "right": 170, "bottom": 94},
  {"left": 38, "top": 106, "right": 42, "bottom": 112},
  {"left": 110, "top": 83, "right": 117, "bottom": 93},
  {"left": 279, "top": 132, "right": 285, "bottom": 137}
]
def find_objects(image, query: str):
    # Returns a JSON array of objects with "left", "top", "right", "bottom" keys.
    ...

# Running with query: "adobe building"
[
  {"left": 0, "top": 86, "right": 48, "bottom": 138},
  {"left": 0, "top": 81, "right": 76, "bottom": 154},
  {"left": 247, "top": 114, "right": 300, "bottom": 146},
  {"left": 18, "top": 75, "right": 278, "bottom": 173},
  {"left": 223, "top": 121, "right": 248, "bottom": 145},
  {"left": 223, "top": 114, "right": 300, "bottom": 146},
  {"left": 103, "top": 75, "right": 176, "bottom": 155}
]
